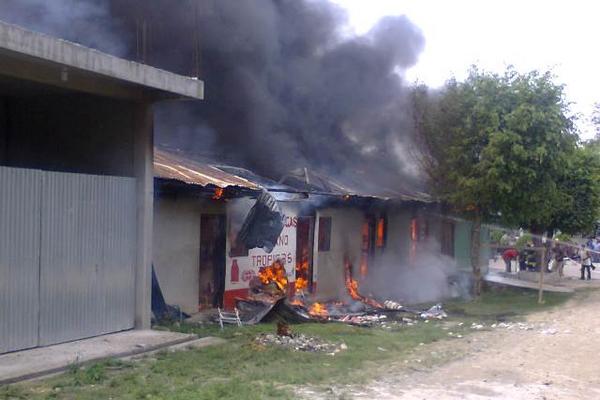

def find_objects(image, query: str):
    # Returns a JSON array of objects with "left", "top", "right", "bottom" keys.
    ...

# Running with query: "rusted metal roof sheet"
[
  {"left": 154, "top": 149, "right": 260, "bottom": 190},
  {"left": 279, "top": 168, "right": 433, "bottom": 202}
]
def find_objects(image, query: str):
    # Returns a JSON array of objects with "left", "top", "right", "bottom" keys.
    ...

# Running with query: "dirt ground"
[{"left": 301, "top": 288, "right": 600, "bottom": 400}]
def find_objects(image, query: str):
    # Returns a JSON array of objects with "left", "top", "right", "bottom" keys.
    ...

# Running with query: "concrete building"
[{"left": 0, "top": 21, "right": 203, "bottom": 354}]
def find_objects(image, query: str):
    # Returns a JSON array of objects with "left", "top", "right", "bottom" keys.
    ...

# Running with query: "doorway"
[
  {"left": 295, "top": 216, "right": 314, "bottom": 293},
  {"left": 199, "top": 214, "right": 226, "bottom": 309}
]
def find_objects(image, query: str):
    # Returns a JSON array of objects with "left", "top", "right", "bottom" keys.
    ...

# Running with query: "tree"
[
  {"left": 412, "top": 67, "right": 593, "bottom": 295},
  {"left": 550, "top": 145, "right": 600, "bottom": 235}
]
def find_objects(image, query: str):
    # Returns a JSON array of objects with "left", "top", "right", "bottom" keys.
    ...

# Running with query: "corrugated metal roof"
[
  {"left": 154, "top": 149, "right": 260, "bottom": 190},
  {"left": 154, "top": 149, "right": 433, "bottom": 203},
  {"left": 279, "top": 168, "right": 433, "bottom": 202}
]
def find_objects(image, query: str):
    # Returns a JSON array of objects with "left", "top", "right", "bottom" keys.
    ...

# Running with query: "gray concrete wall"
[
  {"left": 0, "top": 93, "right": 135, "bottom": 176},
  {"left": 314, "top": 207, "right": 364, "bottom": 300},
  {"left": 0, "top": 20, "right": 203, "bottom": 100},
  {"left": 153, "top": 195, "right": 224, "bottom": 315}
]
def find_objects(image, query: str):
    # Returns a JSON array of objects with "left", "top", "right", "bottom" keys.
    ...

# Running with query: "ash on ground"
[{"left": 255, "top": 333, "right": 347, "bottom": 353}]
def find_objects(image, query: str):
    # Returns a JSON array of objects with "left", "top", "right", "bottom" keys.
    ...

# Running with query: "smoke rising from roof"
[{"left": 0, "top": 0, "right": 426, "bottom": 194}]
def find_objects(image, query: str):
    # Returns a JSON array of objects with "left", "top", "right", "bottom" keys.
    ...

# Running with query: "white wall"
[
  {"left": 314, "top": 207, "right": 364, "bottom": 300},
  {"left": 153, "top": 195, "right": 224, "bottom": 314},
  {"left": 225, "top": 200, "right": 300, "bottom": 292}
]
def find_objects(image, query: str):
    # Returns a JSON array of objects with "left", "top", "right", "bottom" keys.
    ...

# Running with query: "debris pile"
[
  {"left": 383, "top": 300, "right": 403, "bottom": 310},
  {"left": 255, "top": 333, "right": 346, "bottom": 353},
  {"left": 339, "top": 314, "right": 389, "bottom": 327},
  {"left": 420, "top": 304, "right": 448, "bottom": 320},
  {"left": 237, "top": 259, "right": 450, "bottom": 328}
]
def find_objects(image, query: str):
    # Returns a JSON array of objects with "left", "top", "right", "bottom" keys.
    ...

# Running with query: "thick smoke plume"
[
  {"left": 0, "top": 0, "right": 125, "bottom": 55},
  {"left": 0, "top": 0, "right": 425, "bottom": 194},
  {"left": 364, "top": 241, "right": 470, "bottom": 304}
]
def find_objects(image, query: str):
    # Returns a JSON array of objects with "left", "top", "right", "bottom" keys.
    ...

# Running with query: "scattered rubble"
[
  {"left": 383, "top": 300, "right": 403, "bottom": 310},
  {"left": 255, "top": 333, "right": 346, "bottom": 353},
  {"left": 420, "top": 304, "right": 448, "bottom": 320}
]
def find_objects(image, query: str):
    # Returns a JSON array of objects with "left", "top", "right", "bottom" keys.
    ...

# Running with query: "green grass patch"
[
  {"left": 0, "top": 287, "right": 574, "bottom": 400},
  {"left": 445, "top": 286, "right": 572, "bottom": 321}
]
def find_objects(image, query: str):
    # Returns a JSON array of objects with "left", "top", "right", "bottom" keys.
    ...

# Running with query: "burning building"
[
  {"left": 153, "top": 148, "right": 305, "bottom": 313},
  {"left": 152, "top": 149, "right": 490, "bottom": 315}
]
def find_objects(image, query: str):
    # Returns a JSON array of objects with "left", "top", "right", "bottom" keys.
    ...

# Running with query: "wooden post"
[{"left": 538, "top": 246, "right": 546, "bottom": 304}]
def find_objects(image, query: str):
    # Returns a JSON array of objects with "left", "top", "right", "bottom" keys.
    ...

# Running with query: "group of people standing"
[{"left": 501, "top": 239, "right": 599, "bottom": 281}]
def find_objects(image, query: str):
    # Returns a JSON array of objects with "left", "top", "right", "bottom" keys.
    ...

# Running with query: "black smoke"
[{"left": 0, "top": 0, "right": 426, "bottom": 194}]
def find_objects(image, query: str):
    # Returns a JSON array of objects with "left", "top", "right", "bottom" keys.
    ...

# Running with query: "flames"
[
  {"left": 295, "top": 246, "right": 310, "bottom": 291},
  {"left": 308, "top": 302, "right": 328, "bottom": 318},
  {"left": 295, "top": 277, "right": 308, "bottom": 291},
  {"left": 212, "top": 187, "right": 224, "bottom": 200},
  {"left": 258, "top": 260, "right": 288, "bottom": 292},
  {"left": 254, "top": 257, "right": 382, "bottom": 323},
  {"left": 344, "top": 257, "right": 382, "bottom": 308}
]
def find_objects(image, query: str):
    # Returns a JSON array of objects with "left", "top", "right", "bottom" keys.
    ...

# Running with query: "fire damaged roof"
[
  {"left": 154, "top": 148, "right": 260, "bottom": 190},
  {"left": 154, "top": 149, "right": 432, "bottom": 203},
  {"left": 278, "top": 168, "right": 432, "bottom": 202}
]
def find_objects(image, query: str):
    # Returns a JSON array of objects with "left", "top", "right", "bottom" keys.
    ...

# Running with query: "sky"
[{"left": 332, "top": 0, "right": 600, "bottom": 138}]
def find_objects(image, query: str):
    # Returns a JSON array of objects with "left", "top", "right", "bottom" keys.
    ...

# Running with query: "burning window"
[
  {"left": 318, "top": 217, "right": 332, "bottom": 252},
  {"left": 410, "top": 218, "right": 418, "bottom": 241},
  {"left": 375, "top": 216, "right": 386, "bottom": 248}
]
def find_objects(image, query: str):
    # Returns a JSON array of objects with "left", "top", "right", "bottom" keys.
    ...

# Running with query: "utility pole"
[{"left": 538, "top": 237, "right": 547, "bottom": 304}]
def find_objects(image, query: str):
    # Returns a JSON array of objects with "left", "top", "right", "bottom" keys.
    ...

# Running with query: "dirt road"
[{"left": 306, "top": 288, "right": 600, "bottom": 399}]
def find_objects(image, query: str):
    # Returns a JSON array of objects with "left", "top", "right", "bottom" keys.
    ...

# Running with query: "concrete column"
[{"left": 133, "top": 102, "right": 154, "bottom": 329}]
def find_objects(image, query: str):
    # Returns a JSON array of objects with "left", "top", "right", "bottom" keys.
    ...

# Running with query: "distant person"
[
  {"left": 593, "top": 238, "right": 600, "bottom": 263},
  {"left": 580, "top": 246, "right": 594, "bottom": 280},
  {"left": 525, "top": 242, "right": 537, "bottom": 272},
  {"left": 586, "top": 238, "right": 594, "bottom": 249},
  {"left": 553, "top": 244, "right": 566, "bottom": 277},
  {"left": 502, "top": 247, "right": 519, "bottom": 273}
]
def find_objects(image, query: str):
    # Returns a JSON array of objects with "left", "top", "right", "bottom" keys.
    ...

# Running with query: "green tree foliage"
[
  {"left": 413, "top": 67, "right": 600, "bottom": 291},
  {"left": 550, "top": 145, "right": 600, "bottom": 235}
]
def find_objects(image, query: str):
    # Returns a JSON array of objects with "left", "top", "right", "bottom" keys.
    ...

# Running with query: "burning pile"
[
  {"left": 258, "top": 259, "right": 288, "bottom": 292},
  {"left": 240, "top": 258, "right": 447, "bottom": 328},
  {"left": 249, "top": 260, "right": 289, "bottom": 301}
]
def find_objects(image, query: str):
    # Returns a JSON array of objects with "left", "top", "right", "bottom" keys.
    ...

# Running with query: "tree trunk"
[{"left": 471, "top": 213, "right": 482, "bottom": 297}]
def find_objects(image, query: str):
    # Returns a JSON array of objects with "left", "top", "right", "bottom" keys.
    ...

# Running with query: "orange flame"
[
  {"left": 376, "top": 217, "right": 385, "bottom": 248},
  {"left": 295, "top": 246, "right": 310, "bottom": 291},
  {"left": 308, "top": 302, "right": 328, "bottom": 318},
  {"left": 213, "top": 187, "right": 224, "bottom": 200},
  {"left": 344, "top": 257, "right": 381, "bottom": 308},
  {"left": 295, "top": 277, "right": 308, "bottom": 291},
  {"left": 258, "top": 260, "right": 288, "bottom": 292}
]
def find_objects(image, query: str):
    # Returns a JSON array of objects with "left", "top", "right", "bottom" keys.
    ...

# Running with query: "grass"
[{"left": 0, "top": 287, "right": 574, "bottom": 400}]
